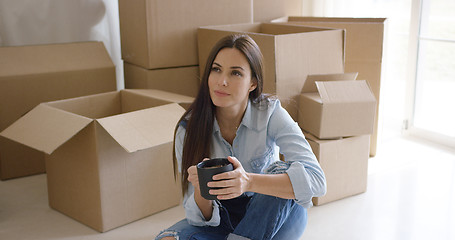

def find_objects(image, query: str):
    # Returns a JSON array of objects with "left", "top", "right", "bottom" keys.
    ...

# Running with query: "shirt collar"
[{"left": 213, "top": 100, "right": 263, "bottom": 134}]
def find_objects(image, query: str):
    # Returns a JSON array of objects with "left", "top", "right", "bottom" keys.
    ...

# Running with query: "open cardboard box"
[
  {"left": 273, "top": 16, "right": 386, "bottom": 156},
  {"left": 124, "top": 63, "right": 200, "bottom": 98},
  {"left": 305, "top": 132, "right": 370, "bottom": 206},
  {"left": 118, "top": 0, "right": 253, "bottom": 69},
  {"left": 299, "top": 73, "right": 377, "bottom": 139},
  {"left": 198, "top": 22, "right": 345, "bottom": 120},
  {"left": 0, "top": 89, "right": 192, "bottom": 232},
  {"left": 0, "top": 41, "right": 117, "bottom": 180}
]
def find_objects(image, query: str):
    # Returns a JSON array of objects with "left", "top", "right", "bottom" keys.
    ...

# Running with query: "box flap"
[
  {"left": 286, "top": 16, "right": 387, "bottom": 24},
  {"left": 316, "top": 80, "right": 376, "bottom": 103},
  {"left": 97, "top": 103, "right": 185, "bottom": 153},
  {"left": 0, "top": 104, "right": 93, "bottom": 154},
  {"left": 125, "top": 89, "right": 195, "bottom": 104},
  {"left": 302, "top": 73, "right": 358, "bottom": 93}
]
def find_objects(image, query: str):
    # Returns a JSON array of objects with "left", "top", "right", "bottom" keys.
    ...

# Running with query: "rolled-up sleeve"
[
  {"left": 175, "top": 125, "right": 221, "bottom": 226},
  {"left": 183, "top": 184, "right": 221, "bottom": 226},
  {"left": 268, "top": 101, "right": 327, "bottom": 208}
]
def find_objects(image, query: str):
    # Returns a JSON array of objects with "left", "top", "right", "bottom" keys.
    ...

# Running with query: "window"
[
  {"left": 410, "top": 0, "right": 455, "bottom": 147},
  {"left": 313, "top": 0, "right": 455, "bottom": 148}
]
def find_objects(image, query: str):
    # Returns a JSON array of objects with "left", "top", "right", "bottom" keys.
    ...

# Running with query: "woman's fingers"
[{"left": 208, "top": 184, "right": 242, "bottom": 199}]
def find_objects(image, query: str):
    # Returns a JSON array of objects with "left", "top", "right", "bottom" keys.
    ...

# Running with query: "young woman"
[{"left": 156, "top": 34, "right": 326, "bottom": 240}]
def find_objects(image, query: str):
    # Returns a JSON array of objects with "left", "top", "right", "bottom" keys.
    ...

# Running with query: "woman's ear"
[{"left": 249, "top": 78, "right": 258, "bottom": 92}]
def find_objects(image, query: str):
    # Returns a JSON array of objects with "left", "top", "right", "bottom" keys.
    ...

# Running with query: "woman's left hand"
[{"left": 208, "top": 156, "right": 251, "bottom": 200}]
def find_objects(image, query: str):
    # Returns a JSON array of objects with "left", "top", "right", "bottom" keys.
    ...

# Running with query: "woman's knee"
[{"left": 155, "top": 229, "right": 179, "bottom": 240}]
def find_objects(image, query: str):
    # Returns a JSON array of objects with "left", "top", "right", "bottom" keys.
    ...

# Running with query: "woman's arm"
[
  {"left": 176, "top": 126, "right": 221, "bottom": 226},
  {"left": 187, "top": 164, "right": 214, "bottom": 220},
  {"left": 209, "top": 100, "right": 326, "bottom": 205}
]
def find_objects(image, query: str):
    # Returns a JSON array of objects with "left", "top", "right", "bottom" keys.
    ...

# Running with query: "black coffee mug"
[{"left": 197, "top": 158, "right": 234, "bottom": 200}]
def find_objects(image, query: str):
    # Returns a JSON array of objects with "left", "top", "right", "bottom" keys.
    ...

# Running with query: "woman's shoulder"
[
  {"left": 251, "top": 94, "right": 280, "bottom": 112},
  {"left": 253, "top": 96, "right": 295, "bottom": 127},
  {"left": 245, "top": 96, "right": 285, "bottom": 130}
]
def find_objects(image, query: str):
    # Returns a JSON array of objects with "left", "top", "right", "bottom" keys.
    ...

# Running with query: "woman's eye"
[
  {"left": 211, "top": 66, "right": 221, "bottom": 72},
  {"left": 232, "top": 70, "right": 243, "bottom": 77}
]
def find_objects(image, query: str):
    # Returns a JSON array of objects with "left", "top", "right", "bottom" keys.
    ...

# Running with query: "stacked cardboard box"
[
  {"left": 0, "top": 42, "right": 117, "bottom": 180},
  {"left": 197, "top": 22, "right": 345, "bottom": 120},
  {"left": 119, "top": 0, "right": 254, "bottom": 97},
  {"left": 306, "top": 134, "right": 370, "bottom": 206},
  {"left": 1, "top": 89, "right": 194, "bottom": 232},
  {"left": 273, "top": 16, "right": 387, "bottom": 157},
  {"left": 298, "top": 73, "right": 377, "bottom": 205}
]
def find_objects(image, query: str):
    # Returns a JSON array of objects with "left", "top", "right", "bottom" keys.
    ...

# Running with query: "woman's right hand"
[
  {"left": 187, "top": 165, "right": 200, "bottom": 193},
  {"left": 187, "top": 158, "right": 210, "bottom": 194},
  {"left": 187, "top": 158, "right": 213, "bottom": 220}
]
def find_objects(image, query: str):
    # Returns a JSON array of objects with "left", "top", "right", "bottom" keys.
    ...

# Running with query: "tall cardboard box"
[
  {"left": 118, "top": 0, "right": 253, "bottom": 69},
  {"left": 198, "top": 23, "right": 345, "bottom": 119},
  {"left": 305, "top": 133, "right": 370, "bottom": 206},
  {"left": 124, "top": 63, "right": 200, "bottom": 97},
  {"left": 273, "top": 16, "right": 386, "bottom": 156},
  {"left": 1, "top": 90, "right": 189, "bottom": 232},
  {"left": 253, "top": 0, "right": 302, "bottom": 22},
  {"left": 298, "top": 73, "right": 377, "bottom": 139},
  {"left": 0, "top": 41, "right": 117, "bottom": 180}
]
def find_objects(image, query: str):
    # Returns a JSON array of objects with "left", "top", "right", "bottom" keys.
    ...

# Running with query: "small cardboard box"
[
  {"left": 253, "top": 0, "right": 302, "bottom": 22},
  {"left": 305, "top": 133, "right": 370, "bottom": 206},
  {"left": 124, "top": 63, "right": 200, "bottom": 98},
  {"left": 299, "top": 73, "right": 377, "bottom": 139},
  {"left": 0, "top": 89, "right": 188, "bottom": 232},
  {"left": 0, "top": 41, "right": 117, "bottom": 180},
  {"left": 118, "top": 0, "right": 253, "bottom": 69},
  {"left": 273, "top": 16, "right": 386, "bottom": 156},
  {"left": 198, "top": 23, "right": 345, "bottom": 119}
]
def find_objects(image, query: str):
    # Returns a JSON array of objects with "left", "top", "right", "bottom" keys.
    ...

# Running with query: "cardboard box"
[
  {"left": 0, "top": 41, "right": 117, "bottom": 180},
  {"left": 299, "top": 73, "right": 377, "bottom": 139},
  {"left": 273, "top": 16, "right": 386, "bottom": 155},
  {"left": 124, "top": 63, "right": 200, "bottom": 98},
  {"left": 305, "top": 133, "right": 370, "bottom": 206},
  {"left": 253, "top": 0, "right": 302, "bottom": 22},
  {"left": 118, "top": 0, "right": 253, "bottom": 69},
  {"left": 123, "top": 89, "right": 195, "bottom": 111},
  {"left": 0, "top": 89, "right": 188, "bottom": 232},
  {"left": 198, "top": 23, "right": 345, "bottom": 119}
]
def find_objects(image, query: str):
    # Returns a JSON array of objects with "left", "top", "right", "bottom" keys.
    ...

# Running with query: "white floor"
[{"left": 1, "top": 135, "right": 454, "bottom": 240}]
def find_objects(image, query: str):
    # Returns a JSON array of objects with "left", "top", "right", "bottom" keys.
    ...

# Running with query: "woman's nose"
[{"left": 218, "top": 75, "right": 228, "bottom": 86}]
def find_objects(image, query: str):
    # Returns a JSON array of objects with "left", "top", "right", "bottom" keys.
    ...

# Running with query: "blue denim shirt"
[{"left": 175, "top": 99, "right": 326, "bottom": 227}]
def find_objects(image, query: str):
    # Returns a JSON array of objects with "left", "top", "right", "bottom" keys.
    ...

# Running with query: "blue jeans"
[{"left": 155, "top": 193, "right": 307, "bottom": 240}]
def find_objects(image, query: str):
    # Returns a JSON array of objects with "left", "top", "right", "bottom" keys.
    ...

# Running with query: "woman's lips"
[{"left": 214, "top": 90, "right": 230, "bottom": 97}]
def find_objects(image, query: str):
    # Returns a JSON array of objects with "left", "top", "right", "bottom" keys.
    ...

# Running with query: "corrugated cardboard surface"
[
  {"left": 299, "top": 78, "right": 377, "bottom": 139},
  {"left": 124, "top": 63, "right": 200, "bottom": 97},
  {"left": 125, "top": 89, "right": 194, "bottom": 110},
  {"left": 306, "top": 133, "right": 370, "bottom": 206},
  {"left": 119, "top": 0, "right": 253, "bottom": 69},
  {"left": 46, "top": 123, "right": 103, "bottom": 230},
  {"left": 274, "top": 16, "right": 386, "bottom": 156},
  {"left": 1, "top": 90, "right": 186, "bottom": 232},
  {"left": 198, "top": 23, "right": 345, "bottom": 120},
  {"left": 0, "top": 41, "right": 116, "bottom": 180}
]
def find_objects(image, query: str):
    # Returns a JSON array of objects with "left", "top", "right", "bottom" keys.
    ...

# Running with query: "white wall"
[{"left": 0, "top": 0, "right": 124, "bottom": 89}]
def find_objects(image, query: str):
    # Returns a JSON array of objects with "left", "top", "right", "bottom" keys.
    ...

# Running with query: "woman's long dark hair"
[{"left": 173, "top": 34, "right": 265, "bottom": 195}]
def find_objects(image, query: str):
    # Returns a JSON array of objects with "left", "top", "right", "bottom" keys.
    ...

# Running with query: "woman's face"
[{"left": 208, "top": 48, "right": 257, "bottom": 111}]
